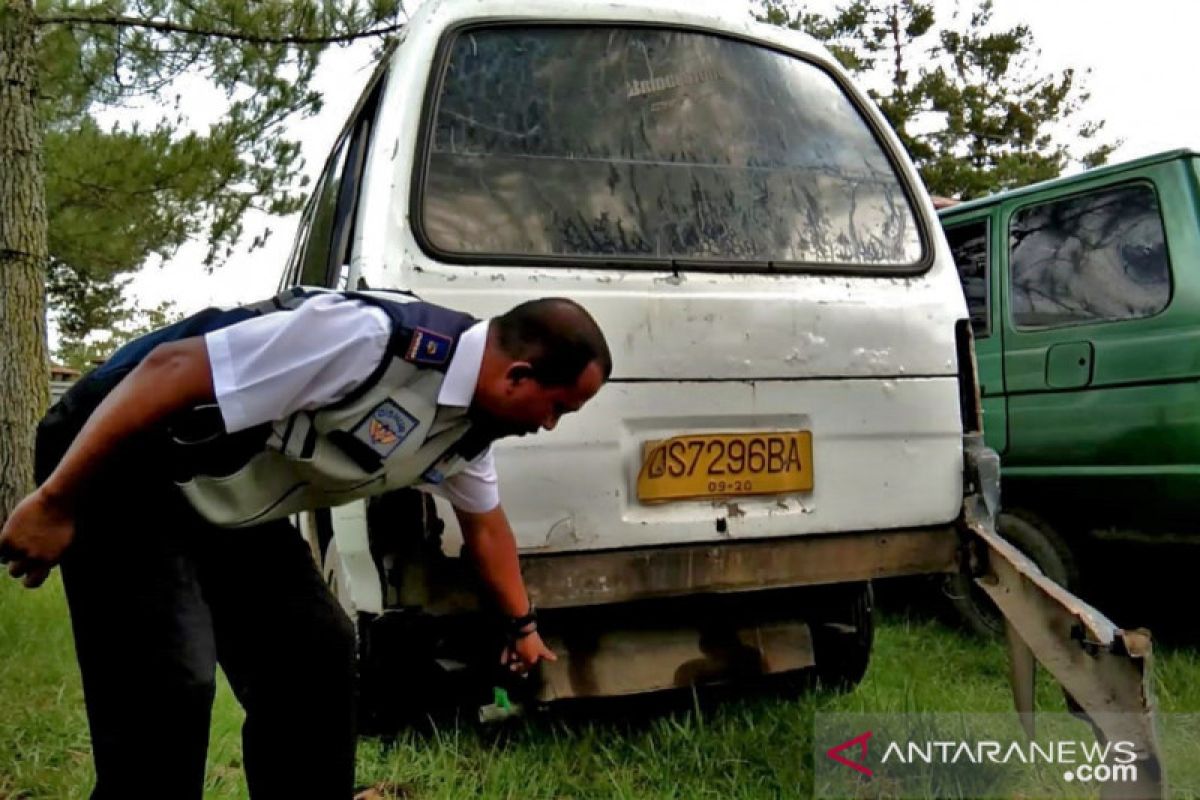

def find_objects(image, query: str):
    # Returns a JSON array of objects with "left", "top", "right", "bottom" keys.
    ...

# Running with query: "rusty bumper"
[{"left": 961, "top": 435, "right": 1166, "bottom": 800}]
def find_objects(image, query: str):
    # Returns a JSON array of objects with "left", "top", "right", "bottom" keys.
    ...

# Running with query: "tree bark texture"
[{"left": 0, "top": 0, "right": 50, "bottom": 521}]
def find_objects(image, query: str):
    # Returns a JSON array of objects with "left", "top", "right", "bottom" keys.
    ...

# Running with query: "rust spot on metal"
[
  {"left": 966, "top": 505, "right": 1167, "bottom": 798},
  {"left": 537, "top": 618, "right": 815, "bottom": 702},
  {"left": 520, "top": 527, "right": 959, "bottom": 610}
]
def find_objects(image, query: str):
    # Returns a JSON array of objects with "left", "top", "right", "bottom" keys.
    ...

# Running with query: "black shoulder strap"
[
  {"left": 339, "top": 292, "right": 478, "bottom": 373},
  {"left": 324, "top": 294, "right": 480, "bottom": 411}
]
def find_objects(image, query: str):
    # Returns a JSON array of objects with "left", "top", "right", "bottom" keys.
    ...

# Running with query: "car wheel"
[
  {"left": 947, "top": 509, "right": 1079, "bottom": 638},
  {"left": 803, "top": 581, "right": 875, "bottom": 691}
]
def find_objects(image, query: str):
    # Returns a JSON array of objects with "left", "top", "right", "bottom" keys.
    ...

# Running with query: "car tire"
[
  {"left": 805, "top": 581, "right": 875, "bottom": 691},
  {"left": 312, "top": 532, "right": 408, "bottom": 733},
  {"left": 947, "top": 509, "right": 1080, "bottom": 638}
]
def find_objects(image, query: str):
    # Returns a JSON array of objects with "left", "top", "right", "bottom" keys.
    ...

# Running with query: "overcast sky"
[{"left": 125, "top": 0, "right": 1200, "bottom": 317}]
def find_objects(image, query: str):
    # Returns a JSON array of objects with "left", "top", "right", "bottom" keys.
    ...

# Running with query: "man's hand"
[
  {"left": 457, "top": 504, "right": 556, "bottom": 676},
  {"left": 0, "top": 489, "right": 77, "bottom": 588},
  {"left": 0, "top": 336, "right": 215, "bottom": 591},
  {"left": 502, "top": 630, "right": 557, "bottom": 675}
]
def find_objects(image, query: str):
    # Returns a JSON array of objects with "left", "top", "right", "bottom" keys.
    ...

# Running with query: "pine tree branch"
[{"left": 33, "top": 13, "right": 403, "bottom": 46}]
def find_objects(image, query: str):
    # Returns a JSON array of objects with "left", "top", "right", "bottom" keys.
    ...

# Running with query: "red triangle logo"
[{"left": 826, "top": 731, "right": 873, "bottom": 776}]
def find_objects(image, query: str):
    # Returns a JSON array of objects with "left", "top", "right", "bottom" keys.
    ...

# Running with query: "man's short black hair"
[{"left": 493, "top": 298, "right": 612, "bottom": 386}]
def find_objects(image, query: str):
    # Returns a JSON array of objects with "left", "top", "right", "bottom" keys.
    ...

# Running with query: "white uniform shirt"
[{"left": 203, "top": 293, "right": 499, "bottom": 513}]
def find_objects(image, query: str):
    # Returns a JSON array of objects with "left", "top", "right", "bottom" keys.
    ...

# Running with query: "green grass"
[{"left": 2, "top": 575, "right": 1197, "bottom": 799}]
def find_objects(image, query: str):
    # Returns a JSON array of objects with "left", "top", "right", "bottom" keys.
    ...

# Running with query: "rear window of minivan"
[{"left": 416, "top": 25, "right": 924, "bottom": 270}]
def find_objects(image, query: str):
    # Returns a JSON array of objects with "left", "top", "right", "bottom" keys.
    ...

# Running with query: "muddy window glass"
[
  {"left": 420, "top": 26, "right": 923, "bottom": 269},
  {"left": 945, "top": 221, "right": 990, "bottom": 337},
  {"left": 1009, "top": 184, "right": 1170, "bottom": 329}
]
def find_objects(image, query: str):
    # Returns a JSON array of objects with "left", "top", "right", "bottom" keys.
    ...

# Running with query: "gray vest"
[{"left": 172, "top": 288, "right": 490, "bottom": 528}]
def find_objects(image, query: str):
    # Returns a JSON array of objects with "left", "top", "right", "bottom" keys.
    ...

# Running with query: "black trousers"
[{"left": 57, "top": 467, "right": 357, "bottom": 799}]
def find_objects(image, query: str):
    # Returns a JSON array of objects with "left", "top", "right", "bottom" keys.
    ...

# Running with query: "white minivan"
[{"left": 279, "top": 0, "right": 1163, "bottom": 780}]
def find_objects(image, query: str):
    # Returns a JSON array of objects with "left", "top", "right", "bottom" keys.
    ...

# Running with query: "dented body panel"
[{"left": 492, "top": 378, "right": 963, "bottom": 553}]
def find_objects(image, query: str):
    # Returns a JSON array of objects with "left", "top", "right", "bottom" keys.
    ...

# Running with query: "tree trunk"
[{"left": 0, "top": 0, "right": 49, "bottom": 521}]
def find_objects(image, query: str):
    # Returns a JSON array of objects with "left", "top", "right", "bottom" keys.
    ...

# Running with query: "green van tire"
[{"left": 948, "top": 510, "right": 1080, "bottom": 638}]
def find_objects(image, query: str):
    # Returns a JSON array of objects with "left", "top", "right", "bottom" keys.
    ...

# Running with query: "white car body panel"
[
  {"left": 317, "top": 0, "right": 968, "bottom": 559},
  {"left": 472, "top": 378, "right": 963, "bottom": 553}
]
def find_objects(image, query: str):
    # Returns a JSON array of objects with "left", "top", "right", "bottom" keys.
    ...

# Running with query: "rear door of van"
[{"left": 356, "top": 9, "right": 969, "bottom": 554}]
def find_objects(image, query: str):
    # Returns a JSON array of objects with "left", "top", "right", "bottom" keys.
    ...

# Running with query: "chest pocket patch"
[{"left": 352, "top": 399, "right": 419, "bottom": 460}]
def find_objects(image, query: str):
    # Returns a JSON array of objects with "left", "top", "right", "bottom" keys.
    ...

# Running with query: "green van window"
[
  {"left": 945, "top": 220, "right": 990, "bottom": 338},
  {"left": 420, "top": 26, "right": 922, "bottom": 270},
  {"left": 1009, "top": 183, "right": 1170, "bottom": 329}
]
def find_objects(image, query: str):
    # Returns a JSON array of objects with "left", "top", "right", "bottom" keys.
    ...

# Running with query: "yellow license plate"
[{"left": 637, "top": 431, "right": 814, "bottom": 503}]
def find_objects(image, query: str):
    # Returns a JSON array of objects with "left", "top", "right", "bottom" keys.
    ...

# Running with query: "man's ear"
[{"left": 505, "top": 361, "right": 536, "bottom": 387}]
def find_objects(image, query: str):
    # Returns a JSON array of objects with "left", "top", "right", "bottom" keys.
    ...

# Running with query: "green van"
[{"left": 940, "top": 149, "right": 1199, "bottom": 633}]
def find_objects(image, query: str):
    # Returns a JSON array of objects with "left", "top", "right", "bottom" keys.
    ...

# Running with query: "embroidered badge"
[
  {"left": 405, "top": 327, "right": 452, "bottom": 366},
  {"left": 351, "top": 400, "right": 418, "bottom": 460}
]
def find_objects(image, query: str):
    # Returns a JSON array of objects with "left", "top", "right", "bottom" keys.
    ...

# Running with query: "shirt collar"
[{"left": 438, "top": 320, "right": 488, "bottom": 407}]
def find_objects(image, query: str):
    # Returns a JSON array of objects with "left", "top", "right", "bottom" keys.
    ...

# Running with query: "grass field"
[{"left": 2, "top": 573, "right": 1197, "bottom": 799}]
